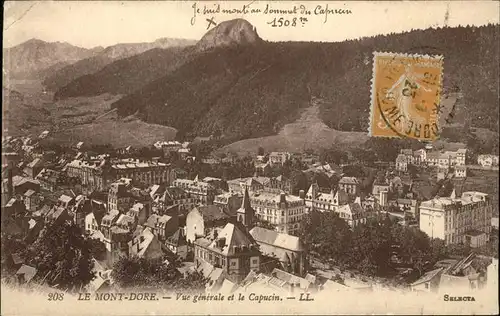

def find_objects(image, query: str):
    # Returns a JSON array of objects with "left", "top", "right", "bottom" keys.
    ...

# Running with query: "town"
[{"left": 1, "top": 133, "right": 498, "bottom": 296}]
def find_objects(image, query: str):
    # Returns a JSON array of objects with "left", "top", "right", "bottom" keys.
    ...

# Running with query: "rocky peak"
[{"left": 196, "top": 19, "right": 262, "bottom": 52}]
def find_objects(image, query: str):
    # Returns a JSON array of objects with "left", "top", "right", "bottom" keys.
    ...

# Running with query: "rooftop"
[
  {"left": 196, "top": 222, "right": 257, "bottom": 256},
  {"left": 193, "top": 205, "right": 231, "bottom": 222},
  {"left": 339, "top": 177, "right": 359, "bottom": 185},
  {"left": 249, "top": 227, "right": 304, "bottom": 252},
  {"left": 250, "top": 191, "right": 303, "bottom": 203},
  {"left": 411, "top": 267, "right": 443, "bottom": 286}
]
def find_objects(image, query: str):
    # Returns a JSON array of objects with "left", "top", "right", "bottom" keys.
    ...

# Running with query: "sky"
[{"left": 3, "top": 1, "right": 499, "bottom": 49}]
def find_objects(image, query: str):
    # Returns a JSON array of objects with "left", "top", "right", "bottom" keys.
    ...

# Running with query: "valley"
[{"left": 3, "top": 79, "right": 177, "bottom": 148}]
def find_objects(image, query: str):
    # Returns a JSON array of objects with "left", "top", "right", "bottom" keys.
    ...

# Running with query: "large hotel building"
[
  {"left": 64, "top": 158, "right": 175, "bottom": 191},
  {"left": 419, "top": 191, "right": 493, "bottom": 248}
]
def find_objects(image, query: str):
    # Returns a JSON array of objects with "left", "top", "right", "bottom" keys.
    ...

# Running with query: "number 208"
[{"left": 48, "top": 293, "right": 64, "bottom": 301}]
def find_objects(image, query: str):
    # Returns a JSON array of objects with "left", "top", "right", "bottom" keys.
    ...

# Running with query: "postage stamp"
[{"left": 369, "top": 52, "right": 444, "bottom": 141}]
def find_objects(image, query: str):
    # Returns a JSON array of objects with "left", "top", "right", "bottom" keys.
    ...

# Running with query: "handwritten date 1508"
[{"left": 267, "top": 17, "right": 308, "bottom": 27}]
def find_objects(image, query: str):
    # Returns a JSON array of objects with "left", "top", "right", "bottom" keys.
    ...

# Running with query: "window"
[
  {"left": 252, "top": 259, "right": 258, "bottom": 265},
  {"left": 231, "top": 261, "right": 236, "bottom": 266}
]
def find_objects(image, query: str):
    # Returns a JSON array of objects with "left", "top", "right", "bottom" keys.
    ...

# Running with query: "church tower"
[{"left": 237, "top": 187, "right": 255, "bottom": 227}]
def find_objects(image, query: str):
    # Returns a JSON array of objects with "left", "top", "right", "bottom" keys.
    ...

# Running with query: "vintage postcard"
[{"left": 2, "top": 1, "right": 499, "bottom": 315}]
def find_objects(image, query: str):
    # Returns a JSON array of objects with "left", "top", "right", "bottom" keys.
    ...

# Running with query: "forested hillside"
[
  {"left": 53, "top": 46, "right": 194, "bottom": 100},
  {"left": 44, "top": 38, "right": 196, "bottom": 91},
  {"left": 110, "top": 24, "right": 498, "bottom": 142}
]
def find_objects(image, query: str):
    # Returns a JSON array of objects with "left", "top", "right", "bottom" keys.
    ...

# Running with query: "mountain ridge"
[
  {"left": 3, "top": 39, "right": 98, "bottom": 79},
  {"left": 107, "top": 24, "right": 498, "bottom": 142},
  {"left": 43, "top": 37, "right": 196, "bottom": 91},
  {"left": 33, "top": 21, "right": 499, "bottom": 152}
]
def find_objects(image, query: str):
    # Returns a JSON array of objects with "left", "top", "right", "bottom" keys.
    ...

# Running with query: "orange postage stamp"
[{"left": 369, "top": 52, "right": 444, "bottom": 141}]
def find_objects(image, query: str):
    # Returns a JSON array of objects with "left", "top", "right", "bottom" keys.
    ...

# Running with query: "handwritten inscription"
[{"left": 191, "top": 3, "right": 353, "bottom": 27}]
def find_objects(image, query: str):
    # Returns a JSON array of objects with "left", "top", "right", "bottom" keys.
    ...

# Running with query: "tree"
[
  {"left": 88, "top": 238, "right": 107, "bottom": 261},
  {"left": 257, "top": 146, "right": 265, "bottom": 156},
  {"left": 111, "top": 256, "right": 208, "bottom": 292},
  {"left": 319, "top": 148, "right": 348, "bottom": 165},
  {"left": 24, "top": 222, "right": 95, "bottom": 290},
  {"left": 1, "top": 235, "right": 26, "bottom": 272},
  {"left": 300, "top": 210, "right": 352, "bottom": 261},
  {"left": 289, "top": 171, "right": 308, "bottom": 195}
]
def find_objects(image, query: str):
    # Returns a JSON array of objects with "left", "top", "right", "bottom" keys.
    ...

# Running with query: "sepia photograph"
[{"left": 1, "top": 1, "right": 499, "bottom": 315}]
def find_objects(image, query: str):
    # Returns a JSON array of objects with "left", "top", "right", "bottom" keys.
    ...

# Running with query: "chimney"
[
  {"left": 280, "top": 192, "right": 286, "bottom": 204},
  {"left": 218, "top": 237, "right": 225, "bottom": 248},
  {"left": 299, "top": 190, "right": 305, "bottom": 199}
]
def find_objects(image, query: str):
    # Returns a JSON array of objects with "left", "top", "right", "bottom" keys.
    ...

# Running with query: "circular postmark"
[{"left": 373, "top": 52, "right": 444, "bottom": 142}]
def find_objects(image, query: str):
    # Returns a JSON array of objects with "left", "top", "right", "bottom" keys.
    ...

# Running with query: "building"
[
  {"left": 155, "top": 186, "right": 194, "bottom": 214},
  {"left": 413, "top": 149, "right": 427, "bottom": 165},
  {"left": 100, "top": 210, "right": 131, "bottom": 262},
  {"left": 302, "top": 183, "right": 350, "bottom": 213},
  {"left": 254, "top": 162, "right": 271, "bottom": 175},
  {"left": 154, "top": 140, "right": 183, "bottom": 153},
  {"left": 65, "top": 158, "right": 174, "bottom": 192},
  {"left": 202, "top": 177, "right": 225, "bottom": 192},
  {"left": 236, "top": 188, "right": 255, "bottom": 228},
  {"left": 395, "top": 154, "right": 408, "bottom": 172},
  {"left": 108, "top": 178, "right": 134, "bottom": 212},
  {"left": 249, "top": 191, "right": 305, "bottom": 236},
  {"left": 145, "top": 214, "right": 178, "bottom": 241},
  {"left": 372, "top": 183, "right": 390, "bottom": 197},
  {"left": 269, "top": 152, "right": 291, "bottom": 166},
  {"left": 15, "top": 265, "right": 38, "bottom": 284},
  {"left": 165, "top": 228, "right": 188, "bottom": 260},
  {"left": 439, "top": 253, "right": 486, "bottom": 292},
  {"left": 64, "top": 159, "right": 112, "bottom": 192},
  {"left": 185, "top": 205, "right": 234, "bottom": 242},
  {"left": 194, "top": 222, "right": 261, "bottom": 283},
  {"left": 402, "top": 148, "right": 467, "bottom": 168},
  {"left": 23, "top": 158, "right": 44, "bottom": 179},
  {"left": 454, "top": 165, "right": 467, "bottom": 178},
  {"left": 227, "top": 177, "right": 265, "bottom": 194},
  {"left": 9, "top": 176, "right": 40, "bottom": 196},
  {"left": 337, "top": 203, "right": 368, "bottom": 227},
  {"left": 400, "top": 149, "right": 415, "bottom": 165},
  {"left": 85, "top": 207, "right": 106, "bottom": 235},
  {"left": 172, "top": 176, "right": 216, "bottom": 205},
  {"left": 491, "top": 217, "right": 499, "bottom": 229},
  {"left": 35, "top": 168, "right": 63, "bottom": 192},
  {"left": 477, "top": 154, "right": 499, "bottom": 167},
  {"left": 266, "top": 176, "right": 293, "bottom": 194},
  {"left": 426, "top": 149, "right": 467, "bottom": 168},
  {"left": 128, "top": 227, "right": 166, "bottom": 261},
  {"left": 410, "top": 268, "right": 444, "bottom": 292},
  {"left": 419, "top": 191, "right": 493, "bottom": 247},
  {"left": 249, "top": 226, "right": 307, "bottom": 276},
  {"left": 338, "top": 177, "right": 360, "bottom": 195},
  {"left": 214, "top": 191, "right": 243, "bottom": 216},
  {"left": 23, "top": 189, "right": 40, "bottom": 212}
]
